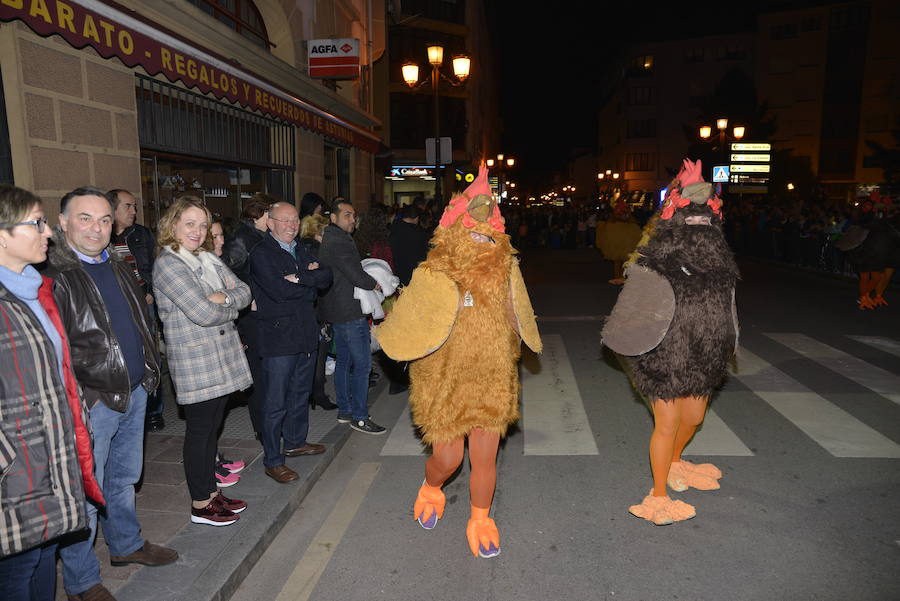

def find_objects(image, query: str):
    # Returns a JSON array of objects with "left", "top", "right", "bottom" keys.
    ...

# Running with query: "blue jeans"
[
  {"left": 332, "top": 318, "right": 371, "bottom": 421},
  {"left": 59, "top": 385, "right": 147, "bottom": 595},
  {"left": 0, "top": 542, "right": 58, "bottom": 601},
  {"left": 261, "top": 351, "right": 316, "bottom": 468}
]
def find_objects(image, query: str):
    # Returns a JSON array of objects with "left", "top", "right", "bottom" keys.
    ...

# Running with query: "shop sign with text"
[
  {"left": 308, "top": 38, "right": 360, "bottom": 79},
  {"left": 0, "top": 0, "right": 378, "bottom": 152}
]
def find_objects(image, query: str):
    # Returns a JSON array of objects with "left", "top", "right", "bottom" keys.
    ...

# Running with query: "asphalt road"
[{"left": 231, "top": 249, "right": 900, "bottom": 601}]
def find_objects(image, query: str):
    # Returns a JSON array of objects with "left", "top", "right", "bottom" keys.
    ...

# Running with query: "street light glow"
[
  {"left": 427, "top": 44, "right": 444, "bottom": 66},
  {"left": 716, "top": 118, "right": 728, "bottom": 130},
  {"left": 699, "top": 126, "right": 712, "bottom": 139},
  {"left": 402, "top": 63, "right": 419, "bottom": 87},
  {"left": 733, "top": 126, "right": 746, "bottom": 139},
  {"left": 452, "top": 55, "right": 471, "bottom": 80}
]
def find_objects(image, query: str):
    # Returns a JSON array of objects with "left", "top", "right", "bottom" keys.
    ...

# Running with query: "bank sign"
[
  {"left": 0, "top": 0, "right": 378, "bottom": 152},
  {"left": 308, "top": 38, "right": 360, "bottom": 79}
]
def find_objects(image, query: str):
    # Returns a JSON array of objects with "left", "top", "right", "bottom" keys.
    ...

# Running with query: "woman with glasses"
[
  {"left": 153, "top": 196, "right": 252, "bottom": 526},
  {"left": 0, "top": 185, "right": 103, "bottom": 600}
]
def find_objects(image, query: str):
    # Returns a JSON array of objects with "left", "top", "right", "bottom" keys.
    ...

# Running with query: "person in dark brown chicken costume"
[{"left": 602, "top": 158, "right": 739, "bottom": 525}]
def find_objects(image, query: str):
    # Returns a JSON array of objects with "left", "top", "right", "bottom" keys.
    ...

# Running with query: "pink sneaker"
[
  {"left": 217, "top": 454, "right": 245, "bottom": 474},
  {"left": 215, "top": 465, "right": 240, "bottom": 487}
]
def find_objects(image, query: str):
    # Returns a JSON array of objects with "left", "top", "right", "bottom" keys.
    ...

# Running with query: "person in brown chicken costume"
[{"left": 602, "top": 158, "right": 739, "bottom": 525}]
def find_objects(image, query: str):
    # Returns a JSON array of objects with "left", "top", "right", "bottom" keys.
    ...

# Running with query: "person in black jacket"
[
  {"left": 250, "top": 202, "right": 333, "bottom": 483},
  {"left": 108, "top": 188, "right": 165, "bottom": 431},
  {"left": 221, "top": 193, "right": 275, "bottom": 438},
  {"left": 318, "top": 198, "right": 387, "bottom": 435},
  {"left": 389, "top": 205, "right": 430, "bottom": 287}
]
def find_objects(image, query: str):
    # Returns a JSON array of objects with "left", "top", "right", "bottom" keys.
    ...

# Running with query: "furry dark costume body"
[
  {"left": 627, "top": 202, "right": 739, "bottom": 400},
  {"left": 844, "top": 217, "right": 900, "bottom": 272}
]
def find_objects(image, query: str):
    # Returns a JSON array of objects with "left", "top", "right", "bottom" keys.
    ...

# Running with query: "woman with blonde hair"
[{"left": 152, "top": 195, "right": 252, "bottom": 526}]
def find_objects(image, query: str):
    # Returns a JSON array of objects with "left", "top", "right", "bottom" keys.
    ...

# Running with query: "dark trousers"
[
  {"left": 0, "top": 542, "right": 58, "bottom": 601},
  {"left": 237, "top": 310, "right": 265, "bottom": 435},
  {"left": 182, "top": 395, "right": 228, "bottom": 501},
  {"left": 311, "top": 327, "right": 329, "bottom": 403},
  {"left": 261, "top": 351, "right": 316, "bottom": 468}
]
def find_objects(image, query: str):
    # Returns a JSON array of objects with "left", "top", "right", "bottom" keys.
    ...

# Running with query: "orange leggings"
[
  {"left": 649, "top": 396, "right": 709, "bottom": 497},
  {"left": 425, "top": 428, "right": 500, "bottom": 509}
]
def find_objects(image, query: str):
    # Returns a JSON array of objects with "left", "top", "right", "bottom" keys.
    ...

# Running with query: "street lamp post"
[
  {"left": 597, "top": 169, "right": 620, "bottom": 204},
  {"left": 403, "top": 45, "right": 471, "bottom": 204},
  {"left": 699, "top": 118, "right": 745, "bottom": 177},
  {"left": 486, "top": 154, "right": 515, "bottom": 200}
]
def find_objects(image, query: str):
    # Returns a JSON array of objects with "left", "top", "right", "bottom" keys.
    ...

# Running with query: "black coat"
[
  {"left": 249, "top": 234, "right": 332, "bottom": 356},
  {"left": 318, "top": 224, "right": 377, "bottom": 324},
  {"left": 222, "top": 220, "right": 266, "bottom": 285},
  {"left": 389, "top": 220, "right": 430, "bottom": 286}
]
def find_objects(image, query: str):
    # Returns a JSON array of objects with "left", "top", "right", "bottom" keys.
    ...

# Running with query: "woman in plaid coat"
[{"left": 153, "top": 196, "right": 252, "bottom": 527}]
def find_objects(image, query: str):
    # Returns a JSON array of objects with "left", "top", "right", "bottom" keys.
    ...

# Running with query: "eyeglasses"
[
  {"left": 270, "top": 217, "right": 300, "bottom": 225},
  {"left": 1, "top": 217, "right": 48, "bottom": 233}
]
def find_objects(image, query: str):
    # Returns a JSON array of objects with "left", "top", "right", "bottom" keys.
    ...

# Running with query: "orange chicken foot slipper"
[
  {"left": 466, "top": 506, "right": 500, "bottom": 558},
  {"left": 667, "top": 461, "right": 721, "bottom": 491},
  {"left": 628, "top": 492, "right": 696, "bottom": 525},
  {"left": 413, "top": 481, "right": 446, "bottom": 530}
]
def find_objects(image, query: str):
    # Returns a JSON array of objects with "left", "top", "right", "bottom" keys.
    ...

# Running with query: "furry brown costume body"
[
  {"left": 409, "top": 224, "right": 522, "bottom": 443},
  {"left": 628, "top": 201, "right": 739, "bottom": 400}
]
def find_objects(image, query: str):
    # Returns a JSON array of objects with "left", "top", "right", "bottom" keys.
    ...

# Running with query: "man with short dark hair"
[
  {"left": 107, "top": 188, "right": 164, "bottom": 431},
  {"left": 250, "top": 202, "right": 333, "bottom": 483},
  {"left": 318, "top": 198, "right": 387, "bottom": 434},
  {"left": 47, "top": 186, "right": 175, "bottom": 601}
]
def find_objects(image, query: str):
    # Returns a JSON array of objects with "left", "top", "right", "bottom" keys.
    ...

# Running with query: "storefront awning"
[{"left": 0, "top": 0, "right": 381, "bottom": 153}]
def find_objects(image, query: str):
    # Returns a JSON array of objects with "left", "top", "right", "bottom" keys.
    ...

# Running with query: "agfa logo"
[{"left": 340, "top": 43, "right": 353, "bottom": 53}]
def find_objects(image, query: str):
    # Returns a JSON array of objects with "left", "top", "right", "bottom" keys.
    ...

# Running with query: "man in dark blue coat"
[{"left": 249, "top": 202, "right": 332, "bottom": 483}]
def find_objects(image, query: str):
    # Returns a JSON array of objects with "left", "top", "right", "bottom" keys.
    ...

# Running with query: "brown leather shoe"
[
  {"left": 67, "top": 583, "right": 117, "bottom": 600},
  {"left": 109, "top": 541, "right": 178, "bottom": 567},
  {"left": 266, "top": 464, "right": 299, "bottom": 483},
  {"left": 284, "top": 443, "right": 326, "bottom": 456}
]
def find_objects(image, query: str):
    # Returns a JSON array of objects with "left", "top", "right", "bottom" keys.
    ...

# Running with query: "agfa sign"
[{"left": 308, "top": 38, "right": 360, "bottom": 79}]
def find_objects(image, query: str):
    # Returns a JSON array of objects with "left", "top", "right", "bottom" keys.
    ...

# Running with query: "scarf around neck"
[{"left": 168, "top": 245, "right": 224, "bottom": 291}]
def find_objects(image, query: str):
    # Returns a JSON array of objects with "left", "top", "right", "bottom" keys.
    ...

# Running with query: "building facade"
[{"left": 0, "top": 0, "right": 383, "bottom": 227}]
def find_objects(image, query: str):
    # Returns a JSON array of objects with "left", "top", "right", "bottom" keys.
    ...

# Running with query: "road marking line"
[
  {"left": 522, "top": 334, "right": 599, "bottom": 455},
  {"left": 380, "top": 404, "right": 427, "bottom": 456},
  {"left": 848, "top": 335, "right": 900, "bottom": 360},
  {"left": 766, "top": 333, "right": 900, "bottom": 405},
  {"left": 732, "top": 348, "right": 900, "bottom": 458},
  {"left": 274, "top": 462, "right": 381, "bottom": 601},
  {"left": 684, "top": 408, "right": 754, "bottom": 456}
]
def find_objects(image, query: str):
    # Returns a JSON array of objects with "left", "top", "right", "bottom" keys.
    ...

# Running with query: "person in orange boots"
[
  {"left": 602, "top": 159, "right": 739, "bottom": 525},
  {"left": 375, "top": 165, "right": 542, "bottom": 557}
]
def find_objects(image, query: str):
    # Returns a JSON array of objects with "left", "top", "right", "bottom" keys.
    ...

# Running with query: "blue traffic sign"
[{"left": 712, "top": 165, "right": 730, "bottom": 183}]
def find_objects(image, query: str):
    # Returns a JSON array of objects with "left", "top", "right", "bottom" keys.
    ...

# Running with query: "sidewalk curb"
[{"left": 115, "top": 394, "right": 377, "bottom": 601}]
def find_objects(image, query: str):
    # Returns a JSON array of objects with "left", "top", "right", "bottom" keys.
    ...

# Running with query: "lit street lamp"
[
  {"left": 699, "top": 118, "right": 745, "bottom": 175},
  {"left": 597, "top": 170, "right": 621, "bottom": 203},
  {"left": 403, "top": 45, "right": 471, "bottom": 204},
  {"left": 485, "top": 153, "right": 515, "bottom": 200}
]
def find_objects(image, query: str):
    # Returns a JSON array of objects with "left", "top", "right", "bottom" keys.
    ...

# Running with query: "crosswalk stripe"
[
  {"left": 683, "top": 408, "right": 754, "bottom": 456},
  {"left": 521, "top": 334, "right": 599, "bottom": 455},
  {"left": 732, "top": 347, "right": 900, "bottom": 458},
  {"left": 765, "top": 333, "right": 900, "bottom": 405},
  {"left": 379, "top": 402, "right": 427, "bottom": 456},
  {"left": 848, "top": 335, "right": 900, "bottom": 360}
]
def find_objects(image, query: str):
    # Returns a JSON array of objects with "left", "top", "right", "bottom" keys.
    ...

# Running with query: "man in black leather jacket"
[{"left": 46, "top": 187, "right": 174, "bottom": 601}]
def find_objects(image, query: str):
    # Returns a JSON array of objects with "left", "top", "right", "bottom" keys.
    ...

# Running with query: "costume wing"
[
  {"left": 373, "top": 266, "right": 459, "bottom": 361},
  {"left": 601, "top": 264, "right": 675, "bottom": 356},
  {"left": 834, "top": 225, "right": 868, "bottom": 251},
  {"left": 509, "top": 259, "right": 542, "bottom": 353}
]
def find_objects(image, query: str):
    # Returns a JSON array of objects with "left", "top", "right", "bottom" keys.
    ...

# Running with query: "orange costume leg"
[
  {"left": 466, "top": 428, "right": 501, "bottom": 558},
  {"left": 872, "top": 269, "right": 889, "bottom": 307},
  {"left": 859, "top": 272, "right": 875, "bottom": 309},
  {"left": 414, "top": 438, "right": 464, "bottom": 529},
  {"left": 667, "top": 396, "right": 721, "bottom": 491},
  {"left": 628, "top": 398, "right": 696, "bottom": 525}
]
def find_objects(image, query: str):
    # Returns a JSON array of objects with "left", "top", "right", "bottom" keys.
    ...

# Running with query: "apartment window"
[
  {"left": 626, "top": 119, "right": 656, "bottom": 139},
  {"left": 626, "top": 153, "right": 654, "bottom": 171},
  {"left": 633, "top": 55, "right": 654, "bottom": 70},
  {"left": 801, "top": 17, "right": 821, "bottom": 32},
  {"left": 684, "top": 48, "right": 704, "bottom": 64},
  {"left": 186, "top": 0, "right": 271, "bottom": 50},
  {"left": 628, "top": 86, "right": 654, "bottom": 106},
  {"left": 725, "top": 44, "right": 746, "bottom": 60},
  {"left": 770, "top": 23, "right": 798, "bottom": 40}
]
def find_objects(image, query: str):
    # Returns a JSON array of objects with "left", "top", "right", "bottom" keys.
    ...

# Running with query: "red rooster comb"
[{"left": 439, "top": 164, "right": 505, "bottom": 232}]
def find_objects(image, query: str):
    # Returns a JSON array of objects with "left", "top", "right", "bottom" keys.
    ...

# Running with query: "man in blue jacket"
[{"left": 249, "top": 202, "right": 333, "bottom": 483}]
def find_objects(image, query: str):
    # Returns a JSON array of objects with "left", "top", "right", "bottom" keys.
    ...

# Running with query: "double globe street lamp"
[
  {"left": 699, "top": 118, "right": 745, "bottom": 176},
  {"left": 597, "top": 169, "right": 620, "bottom": 203},
  {"left": 486, "top": 153, "right": 515, "bottom": 200},
  {"left": 402, "top": 45, "right": 471, "bottom": 203}
]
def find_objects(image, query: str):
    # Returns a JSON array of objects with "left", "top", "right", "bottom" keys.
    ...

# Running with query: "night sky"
[{"left": 487, "top": 1, "right": 831, "bottom": 193}]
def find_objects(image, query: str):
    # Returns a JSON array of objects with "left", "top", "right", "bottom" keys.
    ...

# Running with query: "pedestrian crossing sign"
[{"left": 713, "top": 165, "right": 730, "bottom": 182}]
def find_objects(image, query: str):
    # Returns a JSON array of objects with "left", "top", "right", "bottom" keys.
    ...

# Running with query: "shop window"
[
  {"left": 136, "top": 75, "right": 295, "bottom": 228},
  {"left": 186, "top": 0, "right": 271, "bottom": 50},
  {"left": 324, "top": 146, "right": 352, "bottom": 204},
  {"left": 0, "top": 68, "right": 12, "bottom": 185}
]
